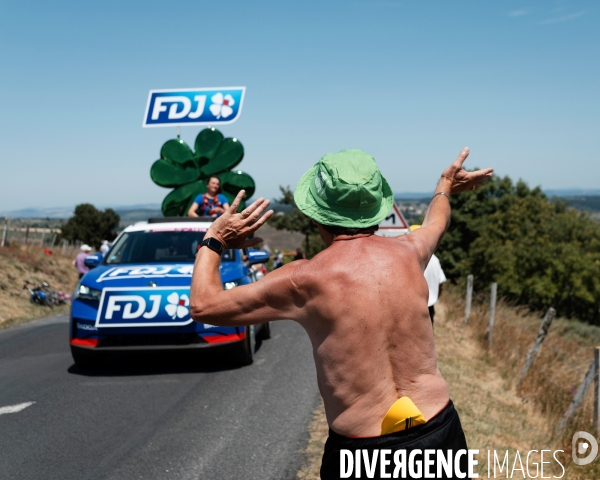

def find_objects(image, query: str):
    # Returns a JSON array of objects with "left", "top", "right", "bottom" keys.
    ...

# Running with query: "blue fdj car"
[{"left": 70, "top": 217, "right": 270, "bottom": 369}]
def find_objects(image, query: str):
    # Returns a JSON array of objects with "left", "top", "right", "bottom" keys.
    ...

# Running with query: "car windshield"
[{"left": 104, "top": 230, "right": 236, "bottom": 265}]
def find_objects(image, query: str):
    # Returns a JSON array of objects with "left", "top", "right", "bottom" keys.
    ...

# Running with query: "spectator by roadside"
[
  {"left": 293, "top": 247, "right": 306, "bottom": 261},
  {"left": 100, "top": 240, "right": 110, "bottom": 256},
  {"left": 273, "top": 249, "right": 284, "bottom": 269},
  {"left": 73, "top": 244, "right": 92, "bottom": 279}
]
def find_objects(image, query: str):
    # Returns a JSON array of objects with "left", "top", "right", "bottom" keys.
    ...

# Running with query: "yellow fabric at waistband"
[{"left": 380, "top": 396, "right": 427, "bottom": 435}]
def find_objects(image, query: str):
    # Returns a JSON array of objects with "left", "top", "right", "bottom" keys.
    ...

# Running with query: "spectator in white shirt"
[
  {"left": 410, "top": 225, "right": 447, "bottom": 324},
  {"left": 100, "top": 240, "right": 110, "bottom": 256}
]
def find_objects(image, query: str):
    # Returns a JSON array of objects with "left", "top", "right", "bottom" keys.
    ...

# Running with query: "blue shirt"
[{"left": 193, "top": 193, "right": 229, "bottom": 216}]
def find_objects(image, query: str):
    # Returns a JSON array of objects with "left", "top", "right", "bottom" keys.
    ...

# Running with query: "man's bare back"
[
  {"left": 292, "top": 233, "right": 449, "bottom": 437},
  {"left": 190, "top": 147, "right": 493, "bottom": 477}
]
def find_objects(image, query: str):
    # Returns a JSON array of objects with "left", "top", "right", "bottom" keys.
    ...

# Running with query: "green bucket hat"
[{"left": 294, "top": 149, "right": 394, "bottom": 228}]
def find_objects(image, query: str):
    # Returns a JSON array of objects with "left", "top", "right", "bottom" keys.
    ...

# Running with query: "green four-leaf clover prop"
[{"left": 150, "top": 128, "right": 255, "bottom": 216}]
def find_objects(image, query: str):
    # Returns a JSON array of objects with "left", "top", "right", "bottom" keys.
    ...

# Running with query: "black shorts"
[{"left": 320, "top": 400, "right": 469, "bottom": 480}]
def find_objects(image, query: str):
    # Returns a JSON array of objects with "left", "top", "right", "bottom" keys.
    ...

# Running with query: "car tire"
[
  {"left": 258, "top": 322, "right": 271, "bottom": 340},
  {"left": 71, "top": 346, "right": 104, "bottom": 370},
  {"left": 234, "top": 325, "right": 255, "bottom": 366}
]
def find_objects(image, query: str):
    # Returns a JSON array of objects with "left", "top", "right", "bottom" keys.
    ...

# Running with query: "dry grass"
[
  {"left": 0, "top": 243, "right": 79, "bottom": 329},
  {"left": 297, "top": 400, "right": 329, "bottom": 480},
  {"left": 296, "top": 293, "right": 600, "bottom": 478},
  {"left": 438, "top": 300, "right": 566, "bottom": 477},
  {"left": 444, "top": 288, "right": 600, "bottom": 479}
]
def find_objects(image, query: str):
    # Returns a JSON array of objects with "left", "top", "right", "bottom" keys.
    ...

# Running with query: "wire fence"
[
  {"left": 461, "top": 277, "right": 600, "bottom": 439},
  {"left": 1, "top": 221, "right": 83, "bottom": 257}
]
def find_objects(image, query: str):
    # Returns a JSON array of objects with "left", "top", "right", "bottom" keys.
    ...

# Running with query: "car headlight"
[
  {"left": 76, "top": 284, "right": 102, "bottom": 301},
  {"left": 223, "top": 280, "right": 241, "bottom": 290}
]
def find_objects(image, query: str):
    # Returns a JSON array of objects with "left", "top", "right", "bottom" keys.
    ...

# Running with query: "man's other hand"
[
  {"left": 206, "top": 191, "right": 274, "bottom": 249},
  {"left": 440, "top": 148, "right": 494, "bottom": 194}
]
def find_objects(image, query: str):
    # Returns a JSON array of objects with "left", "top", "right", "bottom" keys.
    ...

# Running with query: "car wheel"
[
  {"left": 71, "top": 346, "right": 104, "bottom": 370},
  {"left": 234, "top": 325, "right": 255, "bottom": 366},
  {"left": 258, "top": 322, "right": 271, "bottom": 340}
]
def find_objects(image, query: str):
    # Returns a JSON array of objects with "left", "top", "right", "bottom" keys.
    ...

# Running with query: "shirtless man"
[{"left": 190, "top": 148, "right": 493, "bottom": 479}]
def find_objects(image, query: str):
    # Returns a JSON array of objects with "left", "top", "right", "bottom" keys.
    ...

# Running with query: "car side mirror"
[
  {"left": 84, "top": 253, "right": 102, "bottom": 269},
  {"left": 247, "top": 249, "right": 270, "bottom": 265}
]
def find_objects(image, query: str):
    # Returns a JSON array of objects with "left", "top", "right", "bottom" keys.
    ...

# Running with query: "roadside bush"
[
  {"left": 60, "top": 204, "right": 120, "bottom": 249},
  {"left": 439, "top": 176, "right": 600, "bottom": 324}
]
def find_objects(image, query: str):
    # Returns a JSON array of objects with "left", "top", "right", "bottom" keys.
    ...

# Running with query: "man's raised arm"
[
  {"left": 408, "top": 147, "right": 494, "bottom": 269},
  {"left": 189, "top": 192, "right": 305, "bottom": 327}
]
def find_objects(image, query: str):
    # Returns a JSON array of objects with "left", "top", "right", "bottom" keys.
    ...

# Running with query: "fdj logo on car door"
[{"left": 96, "top": 288, "right": 193, "bottom": 327}]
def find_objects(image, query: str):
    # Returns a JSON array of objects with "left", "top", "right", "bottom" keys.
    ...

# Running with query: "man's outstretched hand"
[
  {"left": 440, "top": 148, "right": 494, "bottom": 194},
  {"left": 205, "top": 191, "right": 274, "bottom": 249}
]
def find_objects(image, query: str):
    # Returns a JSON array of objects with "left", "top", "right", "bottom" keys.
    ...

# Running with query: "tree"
[
  {"left": 438, "top": 175, "right": 600, "bottom": 324},
  {"left": 60, "top": 204, "right": 120, "bottom": 249},
  {"left": 268, "top": 186, "right": 325, "bottom": 258}
]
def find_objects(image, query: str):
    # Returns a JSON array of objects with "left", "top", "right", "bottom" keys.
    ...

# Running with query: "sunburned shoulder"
[
  {"left": 293, "top": 236, "right": 420, "bottom": 278},
  {"left": 336, "top": 233, "right": 421, "bottom": 257}
]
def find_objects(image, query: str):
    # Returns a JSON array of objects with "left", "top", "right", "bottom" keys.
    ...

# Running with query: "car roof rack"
[{"left": 147, "top": 217, "right": 216, "bottom": 224}]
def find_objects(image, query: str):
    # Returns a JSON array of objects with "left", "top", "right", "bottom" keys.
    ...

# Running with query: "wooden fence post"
[
  {"left": 464, "top": 274, "right": 474, "bottom": 324},
  {"left": 488, "top": 282, "right": 497, "bottom": 347},
  {"left": 594, "top": 347, "right": 600, "bottom": 437},
  {"left": 1, "top": 218, "right": 9, "bottom": 247},
  {"left": 62, "top": 239, "right": 68, "bottom": 256},
  {"left": 557, "top": 358, "right": 596, "bottom": 435},
  {"left": 40, "top": 229, "right": 46, "bottom": 247},
  {"left": 516, "top": 307, "right": 556, "bottom": 389},
  {"left": 50, "top": 233, "right": 57, "bottom": 249}
]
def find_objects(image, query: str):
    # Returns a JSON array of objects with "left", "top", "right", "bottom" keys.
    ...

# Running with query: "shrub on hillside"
[
  {"left": 439, "top": 176, "right": 600, "bottom": 324},
  {"left": 60, "top": 204, "right": 120, "bottom": 249}
]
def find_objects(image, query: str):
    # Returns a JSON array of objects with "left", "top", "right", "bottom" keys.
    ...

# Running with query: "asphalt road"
[{"left": 0, "top": 315, "right": 320, "bottom": 480}]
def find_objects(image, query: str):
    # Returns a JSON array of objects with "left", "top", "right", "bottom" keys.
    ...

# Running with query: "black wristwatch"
[{"left": 200, "top": 237, "right": 224, "bottom": 255}]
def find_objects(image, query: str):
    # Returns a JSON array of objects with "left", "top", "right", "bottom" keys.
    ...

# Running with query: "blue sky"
[{"left": 0, "top": 0, "right": 598, "bottom": 210}]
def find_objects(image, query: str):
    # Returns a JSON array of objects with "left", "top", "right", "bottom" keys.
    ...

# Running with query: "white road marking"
[{"left": 0, "top": 401, "right": 35, "bottom": 415}]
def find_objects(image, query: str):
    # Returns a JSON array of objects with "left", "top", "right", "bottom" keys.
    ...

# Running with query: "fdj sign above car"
[
  {"left": 143, "top": 87, "right": 246, "bottom": 127},
  {"left": 96, "top": 288, "right": 194, "bottom": 327}
]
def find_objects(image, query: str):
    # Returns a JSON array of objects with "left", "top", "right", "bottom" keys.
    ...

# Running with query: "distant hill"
[
  {"left": 0, "top": 204, "right": 163, "bottom": 220},
  {"left": 559, "top": 196, "right": 600, "bottom": 220},
  {"left": 117, "top": 208, "right": 163, "bottom": 226},
  {"left": 3, "top": 191, "right": 599, "bottom": 224},
  {"left": 0, "top": 207, "right": 74, "bottom": 219},
  {"left": 395, "top": 192, "right": 431, "bottom": 200},
  {"left": 0, "top": 201, "right": 293, "bottom": 221},
  {"left": 394, "top": 192, "right": 600, "bottom": 224},
  {"left": 546, "top": 188, "right": 600, "bottom": 197}
]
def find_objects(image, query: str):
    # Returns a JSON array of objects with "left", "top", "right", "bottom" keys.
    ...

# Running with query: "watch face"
[{"left": 206, "top": 237, "right": 223, "bottom": 252}]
